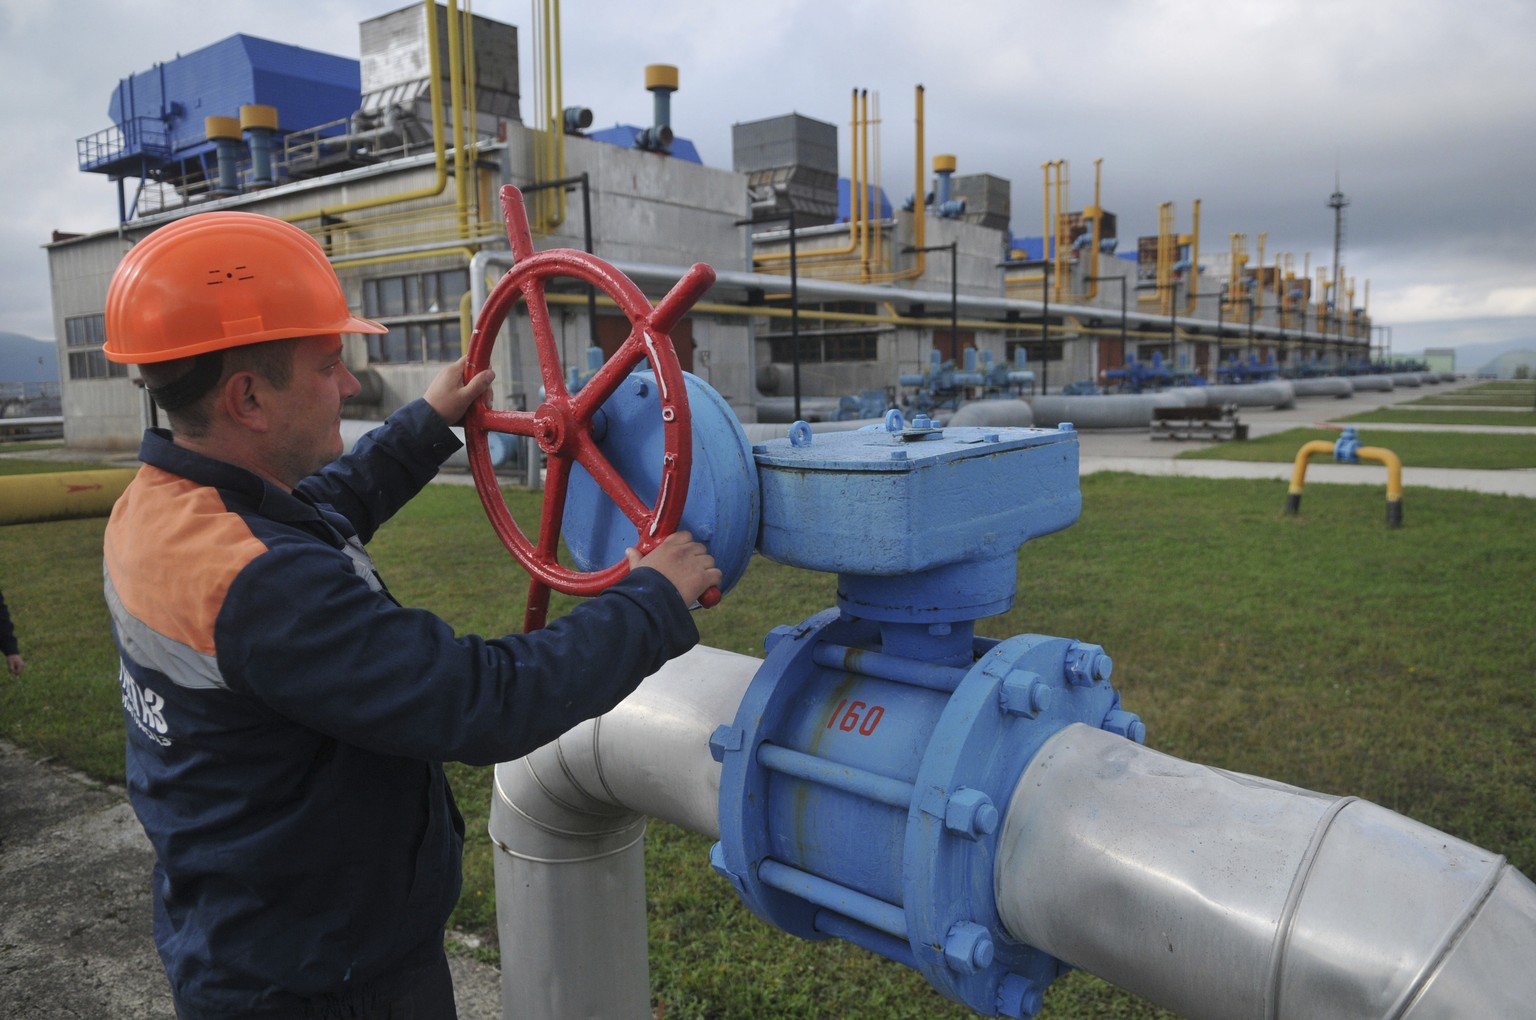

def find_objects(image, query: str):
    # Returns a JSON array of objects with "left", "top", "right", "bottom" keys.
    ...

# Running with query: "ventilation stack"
[{"left": 732, "top": 113, "right": 840, "bottom": 227}]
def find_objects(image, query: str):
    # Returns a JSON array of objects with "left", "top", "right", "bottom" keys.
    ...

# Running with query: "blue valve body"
[
  {"left": 711, "top": 608, "right": 1138, "bottom": 1016},
  {"left": 710, "top": 420, "right": 1143, "bottom": 1018}
]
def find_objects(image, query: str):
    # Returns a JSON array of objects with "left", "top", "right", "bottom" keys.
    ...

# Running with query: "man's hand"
[
  {"left": 626, "top": 531, "right": 723, "bottom": 607},
  {"left": 6, "top": 653, "right": 24, "bottom": 678},
  {"left": 424, "top": 355, "right": 496, "bottom": 427}
]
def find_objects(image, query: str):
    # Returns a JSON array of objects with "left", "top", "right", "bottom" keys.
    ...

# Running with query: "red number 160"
[{"left": 826, "top": 698, "right": 884, "bottom": 736}]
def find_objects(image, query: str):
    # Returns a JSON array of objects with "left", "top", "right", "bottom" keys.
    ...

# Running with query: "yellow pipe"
[
  {"left": 1041, "top": 162, "right": 1051, "bottom": 269},
  {"left": 1358, "top": 446, "right": 1403, "bottom": 502},
  {"left": 1184, "top": 199, "right": 1201, "bottom": 314},
  {"left": 330, "top": 246, "right": 479, "bottom": 271},
  {"left": 752, "top": 89, "right": 863, "bottom": 267},
  {"left": 872, "top": 91, "right": 883, "bottom": 270},
  {"left": 1254, "top": 232, "right": 1266, "bottom": 316},
  {"left": 912, "top": 84, "right": 925, "bottom": 261},
  {"left": 0, "top": 469, "right": 138, "bottom": 526},
  {"left": 552, "top": 0, "right": 566, "bottom": 225},
  {"left": 1050, "top": 160, "right": 1062, "bottom": 299},
  {"left": 835, "top": 84, "right": 927, "bottom": 285},
  {"left": 531, "top": 0, "right": 567, "bottom": 230},
  {"left": 283, "top": 0, "right": 449, "bottom": 226},
  {"left": 1287, "top": 440, "right": 1337, "bottom": 495},
  {"left": 459, "top": 288, "right": 475, "bottom": 357},
  {"left": 1083, "top": 158, "right": 1104, "bottom": 299},
  {"left": 860, "top": 89, "right": 871, "bottom": 275},
  {"left": 1287, "top": 439, "right": 1404, "bottom": 526},
  {"left": 536, "top": 289, "right": 1019, "bottom": 334},
  {"left": 446, "top": 0, "right": 470, "bottom": 238},
  {"left": 1156, "top": 202, "right": 1167, "bottom": 313}
]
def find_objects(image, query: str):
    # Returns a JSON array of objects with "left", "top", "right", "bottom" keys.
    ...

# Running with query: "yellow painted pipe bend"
[
  {"left": 1357, "top": 446, "right": 1404, "bottom": 502},
  {"left": 1288, "top": 440, "right": 1337, "bottom": 495},
  {"left": 0, "top": 469, "right": 138, "bottom": 526}
]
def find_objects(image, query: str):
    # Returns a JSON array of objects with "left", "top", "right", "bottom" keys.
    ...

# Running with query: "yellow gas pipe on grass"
[
  {"left": 0, "top": 470, "right": 139, "bottom": 526},
  {"left": 1286, "top": 432, "right": 1404, "bottom": 527}
]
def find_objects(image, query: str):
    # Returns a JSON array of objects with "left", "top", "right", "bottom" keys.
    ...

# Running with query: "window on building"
[
  {"left": 64, "top": 313, "right": 127, "bottom": 380},
  {"left": 1006, "top": 337, "right": 1063, "bottom": 364},
  {"left": 361, "top": 268, "right": 470, "bottom": 363},
  {"left": 764, "top": 328, "right": 880, "bottom": 363}
]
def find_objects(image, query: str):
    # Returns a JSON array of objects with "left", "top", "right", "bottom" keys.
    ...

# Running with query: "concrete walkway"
[
  {"left": 0, "top": 740, "right": 502, "bottom": 1019},
  {"left": 1073, "top": 380, "right": 1536, "bottom": 499}
]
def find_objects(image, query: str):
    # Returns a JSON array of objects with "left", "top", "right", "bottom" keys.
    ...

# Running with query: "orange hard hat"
[{"left": 104, "top": 211, "right": 385, "bottom": 364}]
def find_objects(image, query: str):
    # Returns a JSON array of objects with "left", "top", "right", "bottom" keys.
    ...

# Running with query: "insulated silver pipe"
[
  {"left": 995, "top": 724, "right": 1536, "bottom": 1019},
  {"left": 490, "top": 646, "right": 761, "bottom": 1020},
  {"left": 491, "top": 653, "right": 1535, "bottom": 1019}
]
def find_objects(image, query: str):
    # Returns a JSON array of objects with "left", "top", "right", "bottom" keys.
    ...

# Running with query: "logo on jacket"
[{"left": 121, "top": 663, "right": 173, "bottom": 747}]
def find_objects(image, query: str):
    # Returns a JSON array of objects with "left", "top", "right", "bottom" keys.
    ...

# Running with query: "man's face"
[{"left": 266, "top": 334, "right": 360, "bottom": 487}]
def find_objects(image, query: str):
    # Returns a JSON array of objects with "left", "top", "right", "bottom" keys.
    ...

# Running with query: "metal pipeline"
[
  {"left": 491, "top": 651, "right": 1536, "bottom": 1019},
  {"left": 489, "top": 646, "right": 759, "bottom": 1019},
  {"left": 995, "top": 724, "right": 1536, "bottom": 1019},
  {"left": 1290, "top": 376, "right": 1354, "bottom": 398},
  {"left": 0, "top": 468, "right": 138, "bottom": 525}
]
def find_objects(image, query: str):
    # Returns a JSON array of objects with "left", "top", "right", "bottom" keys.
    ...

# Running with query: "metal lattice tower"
[{"left": 1328, "top": 175, "right": 1349, "bottom": 306}]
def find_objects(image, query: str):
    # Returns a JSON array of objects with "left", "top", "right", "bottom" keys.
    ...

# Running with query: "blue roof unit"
[
  {"left": 81, "top": 34, "right": 361, "bottom": 178},
  {"left": 837, "top": 178, "right": 892, "bottom": 222},
  {"left": 586, "top": 124, "right": 704, "bottom": 164}
]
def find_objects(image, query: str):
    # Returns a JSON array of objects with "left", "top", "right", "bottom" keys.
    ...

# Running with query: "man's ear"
[{"left": 219, "top": 371, "right": 272, "bottom": 433}]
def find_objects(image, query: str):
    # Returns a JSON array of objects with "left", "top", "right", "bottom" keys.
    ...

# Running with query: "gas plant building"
[{"left": 46, "top": 1, "right": 1379, "bottom": 451}]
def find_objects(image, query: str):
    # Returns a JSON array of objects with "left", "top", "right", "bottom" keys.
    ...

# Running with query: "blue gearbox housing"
[{"left": 709, "top": 413, "right": 1145, "bottom": 1018}]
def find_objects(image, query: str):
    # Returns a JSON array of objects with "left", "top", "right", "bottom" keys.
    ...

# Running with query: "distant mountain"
[
  {"left": 0, "top": 332, "right": 58, "bottom": 384},
  {"left": 1476, "top": 350, "right": 1536, "bottom": 379}
]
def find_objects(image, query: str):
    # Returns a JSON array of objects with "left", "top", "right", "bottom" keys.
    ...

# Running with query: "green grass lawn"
[
  {"left": 1176, "top": 426, "right": 1536, "bottom": 469},
  {"left": 0, "top": 455, "right": 121, "bottom": 475},
  {"left": 1340, "top": 407, "right": 1536, "bottom": 427},
  {"left": 1398, "top": 380, "right": 1535, "bottom": 407},
  {"left": 3, "top": 475, "right": 1532, "bottom": 1019},
  {"left": 1336, "top": 377, "right": 1535, "bottom": 426}
]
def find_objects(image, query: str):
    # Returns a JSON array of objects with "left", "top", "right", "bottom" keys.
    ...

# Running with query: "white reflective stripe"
[
  {"left": 341, "top": 536, "right": 386, "bottom": 594},
  {"left": 103, "top": 569, "right": 228, "bottom": 691}
]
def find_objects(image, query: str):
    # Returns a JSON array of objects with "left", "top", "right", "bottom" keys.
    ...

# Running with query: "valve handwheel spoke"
[{"left": 463, "top": 185, "right": 718, "bottom": 630}]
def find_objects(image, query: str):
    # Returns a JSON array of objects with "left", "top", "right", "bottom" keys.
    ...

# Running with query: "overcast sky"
[{"left": 3, "top": 0, "right": 1533, "bottom": 357}]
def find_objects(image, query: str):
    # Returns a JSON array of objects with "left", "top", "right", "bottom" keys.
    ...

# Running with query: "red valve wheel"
[{"left": 464, "top": 185, "right": 718, "bottom": 630}]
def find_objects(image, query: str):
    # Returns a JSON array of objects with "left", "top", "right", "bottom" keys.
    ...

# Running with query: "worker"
[
  {"left": 100, "top": 210, "right": 721, "bottom": 1020},
  {"left": 0, "top": 586, "right": 23, "bottom": 677}
]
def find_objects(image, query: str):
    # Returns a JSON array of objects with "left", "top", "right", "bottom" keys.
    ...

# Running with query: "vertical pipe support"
[
  {"left": 203, "top": 116, "right": 243, "bottom": 196},
  {"left": 239, "top": 105, "right": 278, "bottom": 187}
]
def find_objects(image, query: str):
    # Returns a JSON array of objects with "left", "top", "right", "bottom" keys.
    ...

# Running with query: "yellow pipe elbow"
[
  {"left": 1358, "top": 446, "right": 1404, "bottom": 502},
  {"left": 1289, "top": 440, "right": 1336, "bottom": 493}
]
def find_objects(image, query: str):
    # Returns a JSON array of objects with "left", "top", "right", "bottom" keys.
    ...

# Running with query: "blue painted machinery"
[
  {"left": 564, "top": 384, "right": 1138, "bottom": 1016},
  {"left": 1102, "top": 350, "right": 1172, "bottom": 392},
  {"left": 1216, "top": 351, "right": 1280, "bottom": 383},
  {"left": 899, "top": 348, "right": 1035, "bottom": 415},
  {"left": 704, "top": 410, "right": 1139, "bottom": 1017}
]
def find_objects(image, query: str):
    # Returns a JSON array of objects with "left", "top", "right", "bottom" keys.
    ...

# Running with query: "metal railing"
[{"left": 77, "top": 118, "right": 171, "bottom": 172}]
